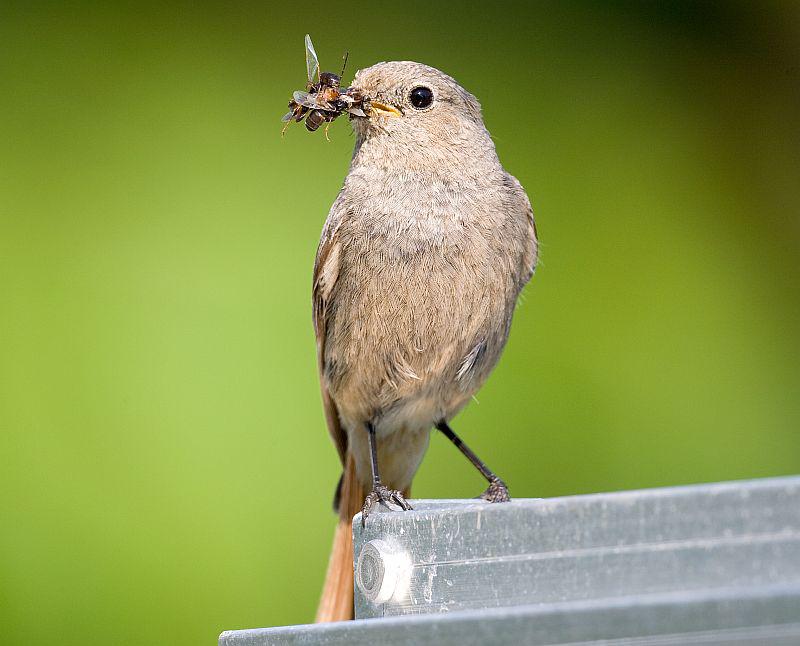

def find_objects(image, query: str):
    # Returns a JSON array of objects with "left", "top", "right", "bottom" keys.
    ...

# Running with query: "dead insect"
[{"left": 282, "top": 35, "right": 366, "bottom": 139}]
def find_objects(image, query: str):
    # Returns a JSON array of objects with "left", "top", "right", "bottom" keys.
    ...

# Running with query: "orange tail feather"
[{"left": 315, "top": 454, "right": 363, "bottom": 622}]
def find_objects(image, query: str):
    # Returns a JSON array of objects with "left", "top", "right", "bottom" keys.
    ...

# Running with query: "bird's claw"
[
  {"left": 480, "top": 478, "right": 511, "bottom": 503},
  {"left": 361, "top": 484, "right": 412, "bottom": 526}
]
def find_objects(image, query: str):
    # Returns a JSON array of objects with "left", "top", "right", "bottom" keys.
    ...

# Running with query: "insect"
[{"left": 282, "top": 35, "right": 366, "bottom": 139}]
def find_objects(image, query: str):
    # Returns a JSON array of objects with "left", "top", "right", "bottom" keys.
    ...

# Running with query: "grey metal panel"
[
  {"left": 219, "top": 583, "right": 800, "bottom": 645},
  {"left": 352, "top": 476, "right": 800, "bottom": 618},
  {"left": 219, "top": 476, "right": 800, "bottom": 645}
]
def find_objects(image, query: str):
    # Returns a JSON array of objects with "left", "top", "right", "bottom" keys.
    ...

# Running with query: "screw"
[{"left": 356, "top": 539, "right": 411, "bottom": 604}]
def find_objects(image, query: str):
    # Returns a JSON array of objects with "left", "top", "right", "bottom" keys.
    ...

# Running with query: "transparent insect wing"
[
  {"left": 304, "top": 34, "right": 319, "bottom": 84},
  {"left": 348, "top": 106, "right": 366, "bottom": 117},
  {"left": 293, "top": 90, "right": 329, "bottom": 110},
  {"left": 281, "top": 111, "right": 294, "bottom": 122}
]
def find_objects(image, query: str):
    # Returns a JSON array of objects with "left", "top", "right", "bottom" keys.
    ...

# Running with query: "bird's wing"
[
  {"left": 505, "top": 173, "right": 538, "bottom": 284},
  {"left": 522, "top": 192, "right": 538, "bottom": 283},
  {"left": 312, "top": 216, "right": 347, "bottom": 466}
]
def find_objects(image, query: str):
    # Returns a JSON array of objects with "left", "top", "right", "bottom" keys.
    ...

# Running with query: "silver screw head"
[{"left": 356, "top": 539, "right": 411, "bottom": 604}]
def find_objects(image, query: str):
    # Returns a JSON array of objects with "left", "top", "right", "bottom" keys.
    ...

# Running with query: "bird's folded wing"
[
  {"left": 312, "top": 216, "right": 347, "bottom": 466},
  {"left": 503, "top": 172, "right": 538, "bottom": 284},
  {"left": 523, "top": 193, "right": 538, "bottom": 283}
]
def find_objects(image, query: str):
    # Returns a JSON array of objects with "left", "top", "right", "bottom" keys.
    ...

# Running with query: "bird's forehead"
[{"left": 352, "top": 61, "right": 459, "bottom": 95}]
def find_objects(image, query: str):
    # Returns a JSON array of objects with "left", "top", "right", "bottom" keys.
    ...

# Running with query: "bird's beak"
[{"left": 368, "top": 101, "right": 402, "bottom": 118}]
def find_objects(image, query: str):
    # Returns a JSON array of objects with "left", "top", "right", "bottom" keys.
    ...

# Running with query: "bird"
[{"left": 312, "top": 61, "right": 538, "bottom": 622}]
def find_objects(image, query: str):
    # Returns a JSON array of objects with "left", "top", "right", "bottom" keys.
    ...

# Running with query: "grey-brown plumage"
[{"left": 314, "top": 61, "right": 537, "bottom": 622}]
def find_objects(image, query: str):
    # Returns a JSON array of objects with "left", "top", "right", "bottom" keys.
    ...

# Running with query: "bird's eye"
[{"left": 409, "top": 86, "right": 434, "bottom": 110}]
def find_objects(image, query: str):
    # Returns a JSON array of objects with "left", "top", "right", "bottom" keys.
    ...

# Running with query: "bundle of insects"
[{"left": 282, "top": 35, "right": 367, "bottom": 139}]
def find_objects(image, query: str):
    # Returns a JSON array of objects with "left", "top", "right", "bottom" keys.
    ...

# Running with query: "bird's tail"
[{"left": 315, "top": 453, "right": 364, "bottom": 622}]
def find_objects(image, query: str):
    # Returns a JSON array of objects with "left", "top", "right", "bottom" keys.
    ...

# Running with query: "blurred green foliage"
[{"left": 1, "top": 1, "right": 799, "bottom": 644}]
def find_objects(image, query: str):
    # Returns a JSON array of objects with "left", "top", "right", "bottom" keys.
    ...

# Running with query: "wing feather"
[
  {"left": 312, "top": 220, "right": 347, "bottom": 466},
  {"left": 505, "top": 173, "right": 538, "bottom": 284}
]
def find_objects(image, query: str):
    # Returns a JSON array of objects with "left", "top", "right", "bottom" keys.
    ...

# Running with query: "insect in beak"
[{"left": 368, "top": 101, "right": 403, "bottom": 118}]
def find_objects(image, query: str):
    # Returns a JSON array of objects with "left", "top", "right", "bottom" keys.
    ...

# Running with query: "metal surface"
[
  {"left": 219, "top": 583, "right": 800, "bottom": 645},
  {"left": 219, "top": 475, "right": 800, "bottom": 645},
  {"left": 353, "top": 476, "right": 800, "bottom": 618}
]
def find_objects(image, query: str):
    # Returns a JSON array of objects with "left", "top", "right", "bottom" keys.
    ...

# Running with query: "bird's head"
[{"left": 348, "top": 61, "right": 494, "bottom": 166}]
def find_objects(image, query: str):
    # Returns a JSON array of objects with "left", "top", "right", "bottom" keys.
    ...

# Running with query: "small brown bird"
[{"left": 313, "top": 61, "right": 538, "bottom": 622}]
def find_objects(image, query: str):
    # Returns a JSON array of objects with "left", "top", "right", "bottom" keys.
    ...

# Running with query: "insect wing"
[
  {"left": 347, "top": 106, "right": 366, "bottom": 117},
  {"left": 293, "top": 90, "right": 331, "bottom": 111},
  {"left": 304, "top": 34, "right": 319, "bottom": 85},
  {"left": 281, "top": 111, "right": 294, "bottom": 122}
]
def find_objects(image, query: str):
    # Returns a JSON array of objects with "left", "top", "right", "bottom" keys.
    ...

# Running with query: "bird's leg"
[
  {"left": 435, "top": 421, "right": 510, "bottom": 502},
  {"left": 361, "top": 421, "right": 412, "bottom": 526}
]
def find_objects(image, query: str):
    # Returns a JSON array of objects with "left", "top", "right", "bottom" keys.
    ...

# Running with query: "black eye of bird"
[{"left": 409, "top": 86, "right": 434, "bottom": 110}]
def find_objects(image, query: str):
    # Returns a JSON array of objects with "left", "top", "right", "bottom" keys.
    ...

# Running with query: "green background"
[{"left": 2, "top": 2, "right": 799, "bottom": 644}]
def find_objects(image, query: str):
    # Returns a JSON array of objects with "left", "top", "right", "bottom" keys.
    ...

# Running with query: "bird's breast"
[{"left": 323, "top": 177, "right": 522, "bottom": 431}]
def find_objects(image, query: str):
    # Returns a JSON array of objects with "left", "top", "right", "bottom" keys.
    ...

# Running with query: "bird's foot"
[
  {"left": 480, "top": 477, "right": 511, "bottom": 503},
  {"left": 361, "top": 484, "right": 412, "bottom": 526}
]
